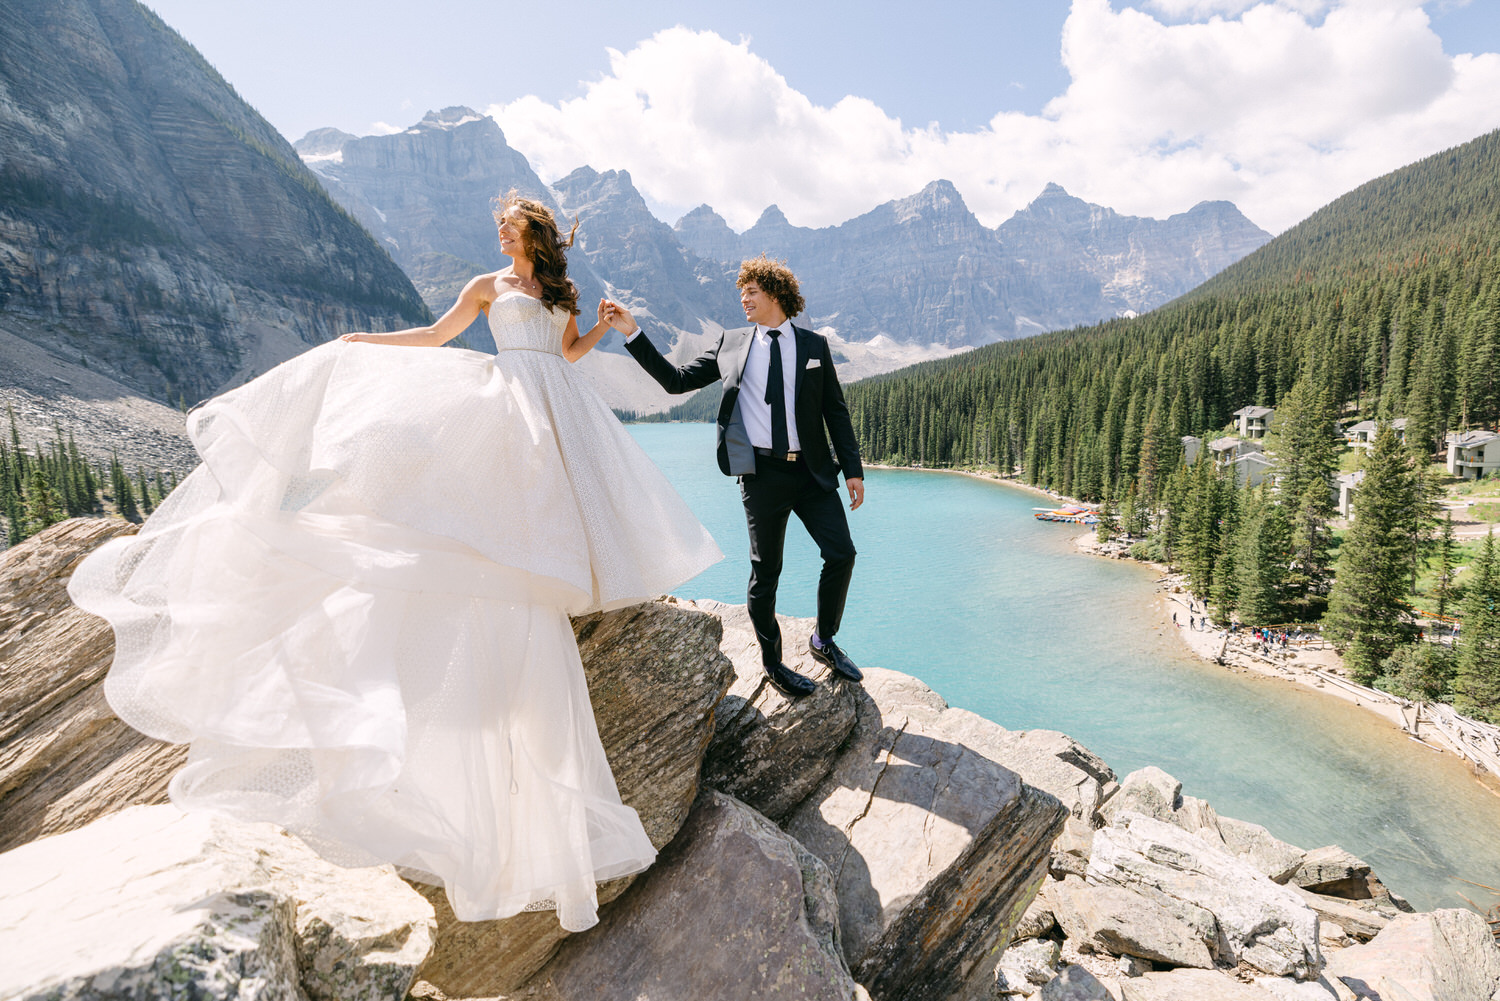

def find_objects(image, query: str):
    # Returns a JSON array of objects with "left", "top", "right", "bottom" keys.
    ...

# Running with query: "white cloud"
[
  {"left": 489, "top": 2, "right": 1500, "bottom": 234},
  {"left": 369, "top": 120, "right": 404, "bottom": 135}
]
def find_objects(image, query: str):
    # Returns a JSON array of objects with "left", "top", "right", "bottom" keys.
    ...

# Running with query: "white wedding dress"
[{"left": 67, "top": 291, "right": 722, "bottom": 930}]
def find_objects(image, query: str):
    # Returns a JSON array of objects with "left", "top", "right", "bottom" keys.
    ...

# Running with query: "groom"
[{"left": 618, "top": 256, "right": 864, "bottom": 698}]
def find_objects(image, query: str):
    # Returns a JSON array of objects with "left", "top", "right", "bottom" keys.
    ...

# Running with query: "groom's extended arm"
[{"left": 623, "top": 329, "right": 724, "bottom": 396}]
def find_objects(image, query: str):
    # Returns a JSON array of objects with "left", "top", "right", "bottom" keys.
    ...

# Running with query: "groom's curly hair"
[{"left": 737, "top": 255, "right": 805, "bottom": 319}]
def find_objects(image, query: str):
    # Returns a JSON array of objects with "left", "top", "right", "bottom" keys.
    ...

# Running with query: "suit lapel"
[
  {"left": 723, "top": 326, "right": 755, "bottom": 390},
  {"left": 793, "top": 326, "right": 812, "bottom": 403}
]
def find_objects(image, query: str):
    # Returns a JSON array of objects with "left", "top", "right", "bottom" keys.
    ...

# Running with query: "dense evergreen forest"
[
  {"left": 843, "top": 130, "right": 1500, "bottom": 496},
  {"left": 841, "top": 129, "right": 1500, "bottom": 720}
]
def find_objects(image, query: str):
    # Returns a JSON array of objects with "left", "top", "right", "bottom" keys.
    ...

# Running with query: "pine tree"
[
  {"left": 24, "top": 464, "right": 61, "bottom": 533},
  {"left": 1095, "top": 486, "right": 1119, "bottom": 543},
  {"left": 1324, "top": 425, "right": 1420, "bottom": 682},
  {"left": 1210, "top": 473, "right": 1242, "bottom": 619},
  {"left": 1454, "top": 530, "right": 1500, "bottom": 721},
  {"left": 1235, "top": 485, "right": 1292, "bottom": 626},
  {"left": 1267, "top": 379, "right": 1337, "bottom": 605},
  {"left": 1434, "top": 510, "right": 1458, "bottom": 621}
]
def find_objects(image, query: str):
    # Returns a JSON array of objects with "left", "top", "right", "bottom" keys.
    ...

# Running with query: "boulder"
[
  {"left": 1322, "top": 908, "right": 1500, "bottom": 1001},
  {"left": 1088, "top": 812, "right": 1322, "bottom": 980},
  {"left": 691, "top": 599, "right": 859, "bottom": 821},
  {"left": 0, "top": 518, "right": 185, "bottom": 853},
  {"left": 986, "top": 729, "right": 1118, "bottom": 877},
  {"left": 1119, "top": 968, "right": 1285, "bottom": 1000},
  {"left": 1217, "top": 816, "right": 1307, "bottom": 884},
  {"left": 0, "top": 804, "right": 434, "bottom": 1001},
  {"left": 785, "top": 669, "right": 1068, "bottom": 1001},
  {"left": 1040, "top": 964, "right": 1113, "bottom": 1000},
  {"left": 1291, "top": 846, "right": 1372, "bottom": 897},
  {"left": 1291, "top": 886, "right": 1389, "bottom": 943},
  {"left": 535, "top": 789, "right": 865, "bottom": 1000},
  {"left": 1013, "top": 880, "right": 1059, "bottom": 942},
  {"left": 1050, "top": 876, "right": 1214, "bottom": 969},
  {"left": 997, "top": 937, "right": 1063, "bottom": 992},
  {"left": 1101, "top": 766, "right": 1182, "bottom": 824},
  {"left": 413, "top": 599, "right": 736, "bottom": 997}
]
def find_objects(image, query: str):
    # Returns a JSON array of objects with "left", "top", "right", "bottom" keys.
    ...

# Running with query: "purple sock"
[{"left": 812, "top": 631, "right": 825, "bottom": 650}]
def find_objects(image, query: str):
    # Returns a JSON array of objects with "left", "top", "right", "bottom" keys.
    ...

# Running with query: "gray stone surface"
[
  {"left": 1120, "top": 968, "right": 1285, "bottom": 1000},
  {"left": 0, "top": 804, "right": 434, "bottom": 1001},
  {"left": 1217, "top": 816, "right": 1307, "bottom": 884},
  {"left": 1039, "top": 964, "right": 1114, "bottom": 1001},
  {"left": 1050, "top": 876, "right": 1214, "bottom": 969},
  {"left": 1323, "top": 908, "right": 1500, "bottom": 1001},
  {"left": 1291, "top": 886, "right": 1389, "bottom": 943},
  {"left": 1013, "top": 881, "right": 1059, "bottom": 942},
  {"left": 785, "top": 669, "right": 1068, "bottom": 1001},
  {"left": 999, "top": 937, "right": 1063, "bottom": 990},
  {"left": 1101, "top": 767, "right": 1182, "bottom": 824},
  {"left": 413, "top": 599, "right": 736, "bottom": 998},
  {"left": 535, "top": 789, "right": 863, "bottom": 1000},
  {"left": 1254, "top": 976, "right": 1341, "bottom": 1000},
  {"left": 692, "top": 599, "right": 859, "bottom": 821},
  {"left": 986, "top": 729, "right": 1118, "bottom": 877},
  {"left": 1291, "top": 846, "right": 1373, "bottom": 897},
  {"left": 0, "top": 518, "right": 185, "bottom": 855},
  {"left": 1088, "top": 812, "right": 1322, "bottom": 980}
]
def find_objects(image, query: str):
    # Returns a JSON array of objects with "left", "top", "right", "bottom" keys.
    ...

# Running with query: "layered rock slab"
[
  {"left": 534, "top": 789, "right": 866, "bottom": 1000},
  {"left": 1088, "top": 812, "right": 1322, "bottom": 980},
  {"left": 1049, "top": 876, "right": 1214, "bottom": 969},
  {"left": 412, "top": 599, "right": 737, "bottom": 997},
  {"left": 785, "top": 668, "right": 1068, "bottom": 1001},
  {"left": 691, "top": 599, "right": 859, "bottom": 821},
  {"left": 0, "top": 804, "right": 434, "bottom": 1001},
  {"left": 0, "top": 518, "right": 186, "bottom": 853},
  {"left": 1322, "top": 908, "right": 1500, "bottom": 1001}
]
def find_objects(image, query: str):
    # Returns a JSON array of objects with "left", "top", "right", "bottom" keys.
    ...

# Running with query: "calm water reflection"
[{"left": 630, "top": 422, "right": 1500, "bottom": 911}]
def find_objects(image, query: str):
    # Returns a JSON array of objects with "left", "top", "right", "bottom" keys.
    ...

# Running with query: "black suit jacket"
[{"left": 625, "top": 324, "right": 864, "bottom": 493}]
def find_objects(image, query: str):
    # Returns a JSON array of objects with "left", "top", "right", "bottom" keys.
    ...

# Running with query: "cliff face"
[
  {"left": 295, "top": 107, "right": 558, "bottom": 351},
  {"left": 0, "top": 0, "right": 430, "bottom": 405}
]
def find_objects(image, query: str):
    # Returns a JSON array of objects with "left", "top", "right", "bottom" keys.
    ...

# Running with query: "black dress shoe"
[
  {"left": 809, "top": 637, "right": 862, "bottom": 682},
  {"left": 763, "top": 661, "right": 816, "bottom": 698}
]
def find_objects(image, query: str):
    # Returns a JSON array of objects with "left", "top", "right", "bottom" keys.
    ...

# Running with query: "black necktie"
[{"left": 765, "top": 329, "right": 790, "bottom": 454}]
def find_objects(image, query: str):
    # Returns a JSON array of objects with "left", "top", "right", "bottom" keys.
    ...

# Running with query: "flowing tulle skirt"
[{"left": 68, "top": 340, "right": 722, "bottom": 929}]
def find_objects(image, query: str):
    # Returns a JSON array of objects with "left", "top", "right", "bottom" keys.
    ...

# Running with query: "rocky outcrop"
[
  {"left": 532, "top": 789, "right": 867, "bottom": 1000},
  {"left": 0, "top": 804, "right": 435, "bottom": 1001},
  {"left": 0, "top": 0, "right": 430, "bottom": 407},
  {"left": 1049, "top": 876, "right": 1214, "bottom": 970},
  {"left": 1323, "top": 909, "right": 1500, "bottom": 1001},
  {"left": 1088, "top": 812, "right": 1322, "bottom": 979},
  {"left": 0, "top": 517, "right": 184, "bottom": 853},
  {"left": 785, "top": 669, "right": 1069, "bottom": 1001},
  {"left": 396, "top": 599, "right": 738, "bottom": 998},
  {"left": 693, "top": 599, "right": 859, "bottom": 821}
]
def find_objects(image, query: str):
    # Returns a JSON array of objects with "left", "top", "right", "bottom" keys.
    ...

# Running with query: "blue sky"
[{"left": 145, "top": 1, "right": 1500, "bottom": 234}]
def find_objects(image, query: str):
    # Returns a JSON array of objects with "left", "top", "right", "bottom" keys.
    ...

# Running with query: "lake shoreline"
[{"left": 869, "top": 462, "right": 1500, "bottom": 795}]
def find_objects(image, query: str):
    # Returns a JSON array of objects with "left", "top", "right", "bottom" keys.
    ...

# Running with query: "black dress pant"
[{"left": 740, "top": 456, "right": 856, "bottom": 669}]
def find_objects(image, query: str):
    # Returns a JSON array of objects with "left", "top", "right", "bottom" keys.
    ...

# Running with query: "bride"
[{"left": 67, "top": 192, "right": 722, "bottom": 931}]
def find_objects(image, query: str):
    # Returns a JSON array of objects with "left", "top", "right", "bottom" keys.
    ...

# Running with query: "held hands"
[
  {"left": 599, "top": 299, "right": 638, "bottom": 336},
  {"left": 846, "top": 477, "right": 864, "bottom": 511}
]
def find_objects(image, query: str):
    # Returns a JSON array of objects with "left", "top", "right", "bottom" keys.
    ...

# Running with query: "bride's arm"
[
  {"left": 340, "top": 275, "right": 490, "bottom": 346},
  {"left": 560, "top": 299, "right": 614, "bottom": 363}
]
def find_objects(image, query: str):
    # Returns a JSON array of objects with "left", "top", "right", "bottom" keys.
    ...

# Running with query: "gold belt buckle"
[{"left": 786, "top": 451, "right": 800, "bottom": 461}]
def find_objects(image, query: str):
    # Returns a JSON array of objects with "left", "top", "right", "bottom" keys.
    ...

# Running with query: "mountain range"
[{"left": 295, "top": 107, "right": 1270, "bottom": 409}]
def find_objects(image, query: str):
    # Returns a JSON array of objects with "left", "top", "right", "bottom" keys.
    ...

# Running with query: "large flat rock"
[
  {"left": 691, "top": 599, "right": 859, "bottom": 821},
  {"left": 1322, "top": 908, "right": 1500, "bottom": 1001},
  {"left": 1119, "top": 968, "right": 1286, "bottom": 1000},
  {"left": 1050, "top": 876, "right": 1214, "bottom": 969},
  {"left": 785, "top": 669, "right": 1067, "bottom": 1001},
  {"left": 0, "top": 804, "right": 434, "bottom": 1001},
  {"left": 535, "top": 789, "right": 866, "bottom": 1000},
  {"left": 1088, "top": 812, "right": 1322, "bottom": 980},
  {"left": 413, "top": 599, "right": 736, "bottom": 997}
]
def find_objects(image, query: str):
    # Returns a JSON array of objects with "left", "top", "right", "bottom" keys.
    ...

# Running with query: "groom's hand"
[{"left": 846, "top": 477, "right": 864, "bottom": 511}]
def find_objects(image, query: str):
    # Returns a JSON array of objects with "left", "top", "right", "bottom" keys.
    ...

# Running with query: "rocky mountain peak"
[
  {"left": 892, "top": 179, "right": 976, "bottom": 226},
  {"left": 415, "top": 106, "right": 488, "bottom": 131},
  {"left": 293, "top": 127, "right": 356, "bottom": 158}
]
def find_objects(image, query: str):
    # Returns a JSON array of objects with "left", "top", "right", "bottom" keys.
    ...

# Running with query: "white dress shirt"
[{"left": 739, "top": 321, "right": 801, "bottom": 452}]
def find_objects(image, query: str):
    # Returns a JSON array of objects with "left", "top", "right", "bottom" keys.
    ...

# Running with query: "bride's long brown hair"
[{"left": 494, "top": 191, "right": 580, "bottom": 316}]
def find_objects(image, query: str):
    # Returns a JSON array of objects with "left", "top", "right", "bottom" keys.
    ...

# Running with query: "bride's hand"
[
  {"left": 599, "top": 299, "right": 638, "bottom": 335},
  {"left": 340, "top": 332, "right": 364, "bottom": 343}
]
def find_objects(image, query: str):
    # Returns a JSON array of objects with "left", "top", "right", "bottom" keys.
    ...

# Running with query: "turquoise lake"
[{"left": 630, "top": 421, "right": 1500, "bottom": 913}]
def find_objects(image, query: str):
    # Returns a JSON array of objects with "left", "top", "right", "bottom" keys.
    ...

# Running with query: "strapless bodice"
[{"left": 489, "top": 291, "right": 567, "bottom": 355}]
